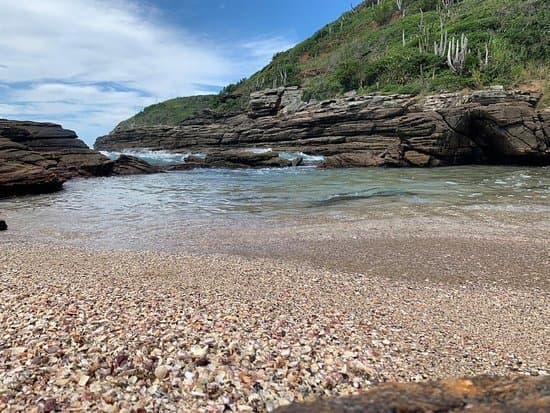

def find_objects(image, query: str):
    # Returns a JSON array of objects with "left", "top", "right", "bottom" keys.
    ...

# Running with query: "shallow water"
[{"left": 1, "top": 165, "right": 549, "bottom": 249}]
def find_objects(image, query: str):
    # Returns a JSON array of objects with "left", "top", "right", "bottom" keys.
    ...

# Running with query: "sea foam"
[{"left": 100, "top": 150, "right": 201, "bottom": 166}]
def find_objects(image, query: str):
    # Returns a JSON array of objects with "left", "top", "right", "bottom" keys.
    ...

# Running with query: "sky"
[{"left": 0, "top": 0, "right": 354, "bottom": 146}]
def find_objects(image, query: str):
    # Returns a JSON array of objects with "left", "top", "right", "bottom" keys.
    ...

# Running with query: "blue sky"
[{"left": 0, "top": 0, "right": 353, "bottom": 145}]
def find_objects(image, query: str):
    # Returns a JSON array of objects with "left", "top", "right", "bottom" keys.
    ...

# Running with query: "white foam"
[
  {"left": 279, "top": 151, "right": 325, "bottom": 165},
  {"left": 245, "top": 147, "right": 273, "bottom": 154},
  {"left": 100, "top": 150, "right": 190, "bottom": 166}
]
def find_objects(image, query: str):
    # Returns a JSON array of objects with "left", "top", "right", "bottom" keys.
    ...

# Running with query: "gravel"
[{"left": 1, "top": 240, "right": 549, "bottom": 412}]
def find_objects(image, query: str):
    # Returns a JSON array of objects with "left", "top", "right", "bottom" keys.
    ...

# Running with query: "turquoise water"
[{"left": 1, "top": 165, "right": 549, "bottom": 248}]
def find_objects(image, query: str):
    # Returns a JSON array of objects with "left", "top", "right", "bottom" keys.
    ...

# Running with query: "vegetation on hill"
[{"left": 114, "top": 0, "right": 549, "bottom": 132}]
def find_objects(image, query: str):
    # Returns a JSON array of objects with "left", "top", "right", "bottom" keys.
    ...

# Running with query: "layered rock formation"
[
  {"left": 0, "top": 120, "right": 156, "bottom": 197},
  {"left": 95, "top": 87, "right": 550, "bottom": 168},
  {"left": 0, "top": 137, "right": 65, "bottom": 196},
  {"left": 1, "top": 120, "right": 116, "bottom": 180},
  {"left": 274, "top": 375, "right": 550, "bottom": 413}
]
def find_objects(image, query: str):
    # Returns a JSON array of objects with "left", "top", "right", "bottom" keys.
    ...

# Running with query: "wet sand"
[{"left": 184, "top": 213, "right": 550, "bottom": 289}]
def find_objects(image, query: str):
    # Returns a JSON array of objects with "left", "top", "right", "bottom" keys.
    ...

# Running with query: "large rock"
[
  {"left": 0, "top": 220, "right": 7, "bottom": 231},
  {"left": 201, "top": 150, "right": 293, "bottom": 168},
  {"left": 167, "top": 150, "right": 298, "bottom": 170},
  {"left": 274, "top": 375, "right": 550, "bottom": 413},
  {"left": 321, "top": 151, "right": 392, "bottom": 168},
  {"left": 0, "top": 119, "right": 113, "bottom": 179},
  {"left": 0, "top": 119, "right": 157, "bottom": 197},
  {"left": 0, "top": 138, "right": 65, "bottom": 196},
  {"left": 95, "top": 88, "right": 550, "bottom": 168},
  {"left": 111, "top": 155, "right": 160, "bottom": 175}
]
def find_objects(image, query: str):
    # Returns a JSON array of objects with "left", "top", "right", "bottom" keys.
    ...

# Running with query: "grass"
[{"left": 115, "top": 0, "right": 549, "bottom": 130}]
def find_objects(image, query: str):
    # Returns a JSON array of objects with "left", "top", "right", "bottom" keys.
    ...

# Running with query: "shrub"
[{"left": 373, "top": 0, "right": 395, "bottom": 26}]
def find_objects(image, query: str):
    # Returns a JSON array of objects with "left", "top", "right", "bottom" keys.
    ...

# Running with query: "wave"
[
  {"left": 242, "top": 148, "right": 325, "bottom": 165},
  {"left": 100, "top": 150, "right": 205, "bottom": 166},
  {"left": 101, "top": 148, "right": 323, "bottom": 167},
  {"left": 279, "top": 151, "right": 325, "bottom": 165},
  {"left": 311, "top": 188, "right": 412, "bottom": 206},
  {"left": 244, "top": 147, "right": 273, "bottom": 154}
]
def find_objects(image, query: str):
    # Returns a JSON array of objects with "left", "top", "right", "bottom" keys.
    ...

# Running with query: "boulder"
[
  {"left": 204, "top": 150, "right": 293, "bottom": 168},
  {"left": 321, "top": 151, "right": 389, "bottom": 168},
  {"left": 0, "top": 138, "right": 65, "bottom": 197},
  {"left": 0, "top": 220, "right": 7, "bottom": 231},
  {"left": 274, "top": 375, "right": 550, "bottom": 413},
  {"left": 111, "top": 155, "right": 159, "bottom": 175},
  {"left": 0, "top": 161, "right": 64, "bottom": 197},
  {"left": 167, "top": 150, "right": 293, "bottom": 169},
  {"left": 404, "top": 150, "right": 432, "bottom": 166}
]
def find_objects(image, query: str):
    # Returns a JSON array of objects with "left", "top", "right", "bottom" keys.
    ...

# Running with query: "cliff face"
[
  {"left": 0, "top": 120, "right": 156, "bottom": 197},
  {"left": 95, "top": 88, "right": 550, "bottom": 168}
]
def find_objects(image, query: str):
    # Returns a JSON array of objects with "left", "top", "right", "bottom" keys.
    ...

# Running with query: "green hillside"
[{"left": 114, "top": 0, "right": 549, "bottom": 131}]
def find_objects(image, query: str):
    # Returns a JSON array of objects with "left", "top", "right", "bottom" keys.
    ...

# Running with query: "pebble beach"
[{"left": 1, "top": 214, "right": 549, "bottom": 412}]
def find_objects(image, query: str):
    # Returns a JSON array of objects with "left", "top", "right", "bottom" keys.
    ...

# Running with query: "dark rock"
[
  {"left": 0, "top": 220, "right": 7, "bottom": 231},
  {"left": 111, "top": 155, "right": 159, "bottom": 175},
  {"left": 291, "top": 157, "right": 304, "bottom": 167},
  {"left": 274, "top": 375, "right": 550, "bottom": 413},
  {"left": 167, "top": 150, "right": 292, "bottom": 169},
  {"left": 204, "top": 150, "right": 293, "bottom": 168},
  {"left": 468, "top": 103, "right": 549, "bottom": 164},
  {"left": 0, "top": 119, "right": 112, "bottom": 197},
  {"left": 0, "top": 119, "right": 159, "bottom": 197},
  {"left": 0, "top": 138, "right": 65, "bottom": 197},
  {"left": 0, "top": 119, "right": 112, "bottom": 179},
  {"left": 403, "top": 150, "right": 432, "bottom": 166},
  {"left": 165, "top": 155, "right": 207, "bottom": 171},
  {"left": 321, "top": 151, "right": 390, "bottom": 168},
  {"left": 95, "top": 88, "right": 550, "bottom": 168},
  {"left": 40, "top": 398, "right": 57, "bottom": 413}
]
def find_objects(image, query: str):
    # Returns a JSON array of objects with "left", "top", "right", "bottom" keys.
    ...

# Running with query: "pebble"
[
  {"left": 154, "top": 365, "right": 169, "bottom": 380},
  {"left": 0, "top": 243, "right": 548, "bottom": 412},
  {"left": 78, "top": 375, "right": 90, "bottom": 387},
  {"left": 190, "top": 345, "right": 208, "bottom": 359}
]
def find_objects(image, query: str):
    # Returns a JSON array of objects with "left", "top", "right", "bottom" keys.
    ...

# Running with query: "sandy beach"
[{"left": 1, "top": 215, "right": 549, "bottom": 412}]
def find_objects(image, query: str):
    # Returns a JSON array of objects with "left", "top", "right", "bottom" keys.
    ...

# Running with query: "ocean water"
[
  {"left": 1, "top": 163, "right": 549, "bottom": 249},
  {"left": 100, "top": 150, "right": 200, "bottom": 165}
]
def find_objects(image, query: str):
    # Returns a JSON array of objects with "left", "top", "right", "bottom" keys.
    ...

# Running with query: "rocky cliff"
[
  {"left": 95, "top": 87, "right": 550, "bottom": 168},
  {"left": 0, "top": 120, "right": 156, "bottom": 197}
]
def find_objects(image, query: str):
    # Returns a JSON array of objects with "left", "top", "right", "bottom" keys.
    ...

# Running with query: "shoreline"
[{"left": 4, "top": 207, "right": 548, "bottom": 288}]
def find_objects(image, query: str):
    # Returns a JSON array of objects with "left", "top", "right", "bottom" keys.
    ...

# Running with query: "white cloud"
[
  {"left": 240, "top": 37, "right": 295, "bottom": 60},
  {"left": 0, "top": 0, "right": 293, "bottom": 145}
]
